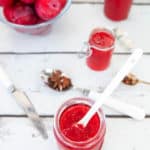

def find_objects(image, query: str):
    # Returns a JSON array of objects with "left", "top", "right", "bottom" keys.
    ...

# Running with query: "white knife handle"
[
  {"left": 105, "top": 97, "right": 145, "bottom": 120},
  {"left": 0, "top": 66, "right": 14, "bottom": 92},
  {"left": 89, "top": 92, "right": 145, "bottom": 120}
]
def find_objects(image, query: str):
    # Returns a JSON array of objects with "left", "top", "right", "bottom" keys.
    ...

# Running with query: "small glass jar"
[
  {"left": 53, "top": 97, "right": 106, "bottom": 150},
  {"left": 86, "top": 27, "right": 115, "bottom": 71}
]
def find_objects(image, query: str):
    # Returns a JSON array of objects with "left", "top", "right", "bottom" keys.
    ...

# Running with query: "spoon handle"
[
  {"left": 139, "top": 80, "right": 150, "bottom": 85},
  {"left": 79, "top": 48, "right": 143, "bottom": 127}
]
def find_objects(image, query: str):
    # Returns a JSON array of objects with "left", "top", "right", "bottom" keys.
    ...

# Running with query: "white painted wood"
[
  {"left": 0, "top": 66, "right": 15, "bottom": 92},
  {"left": 0, "top": 54, "right": 149, "bottom": 115},
  {"left": 0, "top": 4, "right": 150, "bottom": 53},
  {"left": 0, "top": 1, "right": 148, "bottom": 148},
  {"left": 0, "top": 117, "right": 150, "bottom": 150},
  {"left": 73, "top": 0, "right": 150, "bottom": 3}
]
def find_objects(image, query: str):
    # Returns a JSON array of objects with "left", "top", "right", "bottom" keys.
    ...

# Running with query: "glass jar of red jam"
[
  {"left": 104, "top": 0, "right": 133, "bottom": 21},
  {"left": 53, "top": 97, "right": 106, "bottom": 150},
  {"left": 86, "top": 28, "right": 115, "bottom": 71}
]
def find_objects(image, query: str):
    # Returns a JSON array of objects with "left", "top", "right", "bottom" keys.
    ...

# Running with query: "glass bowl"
[{"left": 0, "top": 0, "right": 72, "bottom": 35}]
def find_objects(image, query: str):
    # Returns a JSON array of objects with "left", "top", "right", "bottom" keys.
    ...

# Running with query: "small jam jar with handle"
[{"left": 86, "top": 27, "right": 115, "bottom": 71}]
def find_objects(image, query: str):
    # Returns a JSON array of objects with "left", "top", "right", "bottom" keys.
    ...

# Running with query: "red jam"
[
  {"left": 59, "top": 104, "right": 100, "bottom": 142},
  {"left": 86, "top": 28, "right": 115, "bottom": 71},
  {"left": 104, "top": 0, "right": 133, "bottom": 21},
  {"left": 54, "top": 98, "right": 106, "bottom": 150}
]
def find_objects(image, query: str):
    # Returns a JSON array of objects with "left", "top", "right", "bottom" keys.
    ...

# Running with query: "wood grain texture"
[
  {"left": 0, "top": 2, "right": 149, "bottom": 149},
  {"left": 73, "top": 0, "right": 150, "bottom": 4},
  {"left": 0, "top": 117, "right": 150, "bottom": 150},
  {"left": 0, "top": 4, "right": 150, "bottom": 53},
  {"left": 0, "top": 54, "right": 149, "bottom": 115}
]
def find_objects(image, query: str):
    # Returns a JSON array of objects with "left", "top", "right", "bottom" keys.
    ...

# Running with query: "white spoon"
[{"left": 78, "top": 48, "right": 143, "bottom": 127}]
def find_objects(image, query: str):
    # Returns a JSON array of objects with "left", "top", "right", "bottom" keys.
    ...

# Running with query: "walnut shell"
[{"left": 122, "top": 73, "right": 139, "bottom": 86}]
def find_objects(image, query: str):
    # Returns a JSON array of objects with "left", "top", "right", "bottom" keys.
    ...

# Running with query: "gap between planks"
[
  {"left": 0, "top": 114, "right": 150, "bottom": 119},
  {"left": 72, "top": 1, "right": 150, "bottom": 5},
  {"left": 0, "top": 52, "right": 150, "bottom": 55}
]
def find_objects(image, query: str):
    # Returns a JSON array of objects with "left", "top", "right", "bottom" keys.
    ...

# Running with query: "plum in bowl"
[{"left": 0, "top": 0, "right": 71, "bottom": 35}]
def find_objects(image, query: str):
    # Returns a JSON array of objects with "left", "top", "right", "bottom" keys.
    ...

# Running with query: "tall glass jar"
[
  {"left": 53, "top": 97, "right": 106, "bottom": 150},
  {"left": 104, "top": 0, "right": 133, "bottom": 21}
]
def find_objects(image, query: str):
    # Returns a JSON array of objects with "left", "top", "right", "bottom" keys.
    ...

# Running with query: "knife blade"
[
  {"left": 12, "top": 89, "right": 48, "bottom": 139},
  {"left": 0, "top": 66, "right": 48, "bottom": 139}
]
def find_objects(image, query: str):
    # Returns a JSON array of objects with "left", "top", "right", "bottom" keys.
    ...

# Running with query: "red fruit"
[
  {"left": 59, "top": 0, "right": 66, "bottom": 8},
  {"left": 3, "top": 5, "right": 13, "bottom": 22},
  {"left": 37, "top": 18, "right": 45, "bottom": 23},
  {"left": 35, "top": 0, "right": 62, "bottom": 20},
  {"left": 3, "top": 2, "right": 38, "bottom": 25},
  {"left": 21, "top": 0, "right": 35, "bottom": 4},
  {"left": 0, "top": 0, "right": 13, "bottom": 7}
]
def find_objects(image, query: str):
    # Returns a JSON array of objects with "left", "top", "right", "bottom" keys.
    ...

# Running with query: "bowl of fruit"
[{"left": 0, "top": 0, "right": 71, "bottom": 35}]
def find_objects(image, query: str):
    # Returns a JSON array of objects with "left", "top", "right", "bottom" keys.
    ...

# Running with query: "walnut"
[
  {"left": 122, "top": 73, "right": 150, "bottom": 86},
  {"left": 47, "top": 70, "right": 72, "bottom": 91},
  {"left": 122, "top": 73, "right": 139, "bottom": 85}
]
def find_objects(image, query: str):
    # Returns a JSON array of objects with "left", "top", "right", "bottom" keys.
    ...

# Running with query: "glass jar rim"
[
  {"left": 54, "top": 97, "right": 106, "bottom": 149},
  {"left": 88, "top": 27, "right": 116, "bottom": 51}
]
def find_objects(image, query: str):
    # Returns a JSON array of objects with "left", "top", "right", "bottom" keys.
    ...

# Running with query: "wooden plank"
[
  {"left": 0, "top": 4, "right": 150, "bottom": 53},
  {"left": 0, "top": 117, "right": 150, "bottom": 150},
  {"left": 73, "top": 0, "right": 150, "bottom": 4},
  {"left": 0, "top": 54, "right": 149, "bottom": 115}
]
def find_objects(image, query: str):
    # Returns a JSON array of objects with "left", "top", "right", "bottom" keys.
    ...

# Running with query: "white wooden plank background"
[
  {"left": 0, "top": 54, "right": 149, "bottom": 115},
  {"left": 0, "top": 4, "right": 150, "bottom": 53},
  {"left": 73, "top": 0, "right": 150, "bottom": 3},
  {"left": 0, "top": 118, "right": 150, "bottom": 150},
  {"left": 0, "top": 1, "right": 150, "bottom": 150}
]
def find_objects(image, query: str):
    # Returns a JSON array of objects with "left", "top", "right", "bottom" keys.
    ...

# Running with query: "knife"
[{"left": 0, "top": 66, "right": 48, "bottom": 139}]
